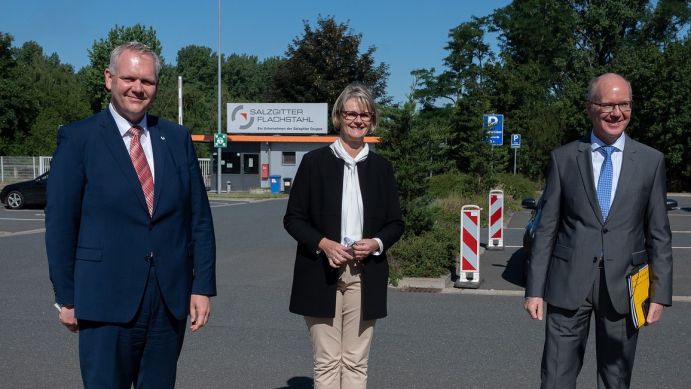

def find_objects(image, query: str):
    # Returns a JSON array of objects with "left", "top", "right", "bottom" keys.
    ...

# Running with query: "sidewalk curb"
[{"left": 395, "top": 276, "right": 451, "bottom": 289}]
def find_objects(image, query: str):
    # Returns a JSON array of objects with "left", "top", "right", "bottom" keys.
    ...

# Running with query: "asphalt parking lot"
[{"left": 1, "top": 195, "right": 690, "bottom": 388}]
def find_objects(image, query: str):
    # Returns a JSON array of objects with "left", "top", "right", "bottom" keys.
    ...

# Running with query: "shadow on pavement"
[
  {"left": 274, "top": 376, "right": 313, "bottom": 389},
  {"left": 500, "top": 248, "right": 529, "bottom": 288}
]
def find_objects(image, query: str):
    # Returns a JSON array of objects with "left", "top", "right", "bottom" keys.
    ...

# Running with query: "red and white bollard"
[
  {"left": 455, "top": 205, "right": 481, "bottom": 288},
  {"left": 487, "top": 189, "right": 504, "bottom": 250}
]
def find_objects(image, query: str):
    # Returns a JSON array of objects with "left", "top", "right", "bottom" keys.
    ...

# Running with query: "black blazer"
[{"left": 284, "top": 146, "right": 404, "bottom": 321}]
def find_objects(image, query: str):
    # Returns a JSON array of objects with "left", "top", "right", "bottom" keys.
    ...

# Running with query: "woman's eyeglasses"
[{"left": 341, "top": 111, "right": 373, "bottom": 122}]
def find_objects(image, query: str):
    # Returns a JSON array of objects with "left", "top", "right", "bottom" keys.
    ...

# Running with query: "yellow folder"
[{"left": 628, "top": 264, "right": 650, "bottom": 329}]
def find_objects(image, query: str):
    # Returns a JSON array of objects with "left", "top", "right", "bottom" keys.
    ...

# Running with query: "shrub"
[
  {"left": 401, "top": 196, "right": 435, "bottom": 236},
  {"left": 495, "top": 173, "right": 540, "bottom": 201},
  {"left": 388, "top": 229, "right": 453, "bottom": 283},
  {"left": 388, "top": 171, "right": 540, "bottom": 282}
]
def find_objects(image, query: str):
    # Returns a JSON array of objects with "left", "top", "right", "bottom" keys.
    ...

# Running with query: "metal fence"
[
  {"left": 198, "top": 158, "right": 211, "bottom": 189},
  {"left": 0, "top": 156, "right": 51, "bottom": 183},
  {"left": 1, "top": 156, "right": 212, "bottom": 188}
]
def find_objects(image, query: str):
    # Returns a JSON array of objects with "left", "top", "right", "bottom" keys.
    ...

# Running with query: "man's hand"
[
  {"left": 318, "top": 238, "right": 353, "bottom": 269},
  {"left": 189, "top": 294, "right": 211, "bottom": 332},
  {"left": 352, "top": 239, "right": 379, "bottom": 261},
  {"left": 58, "top": 306, "right": 79, "bottom": 332},
  {"left": 645, "top": 302, "right": 664, "bottom": 325},
  {"left": 524, "top": 297, "right": 544, "bottom": 320}
]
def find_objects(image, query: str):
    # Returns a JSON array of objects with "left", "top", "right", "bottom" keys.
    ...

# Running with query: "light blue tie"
[{"left": 597, "top": 146, "right": 615, "bottom": 220}]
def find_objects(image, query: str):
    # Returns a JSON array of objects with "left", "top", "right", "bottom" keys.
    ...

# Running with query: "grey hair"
[
  {"left": 586, "top": 73, "right": 632, "bottom": 102},
  {"left": 107, "top": 41, "right": 161, "bottom": 80},
  {"left": 331, "top": 82, "right": 378, "bottom": 131}
]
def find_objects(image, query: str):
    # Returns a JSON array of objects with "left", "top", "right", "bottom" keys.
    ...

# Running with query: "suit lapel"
[
  {"left": 98, "top": 110, "right": 150, "bottom": 214},
  {"left": 148, "top": 117, "right": 166, "bottom": 217},
  {"left": 606, "top": 134, "right": 636, "bottom": 222},
  {"left": 575, "top": 136, "right": 605, "bottom": 224}
]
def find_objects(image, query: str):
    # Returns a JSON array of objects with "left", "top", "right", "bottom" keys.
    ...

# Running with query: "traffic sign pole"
[
  {"left": 510, "top": 134, "right": 521, "bottom": 175},
  {"left": 514, "top": 148, "right": 517, "bottom": 175}
]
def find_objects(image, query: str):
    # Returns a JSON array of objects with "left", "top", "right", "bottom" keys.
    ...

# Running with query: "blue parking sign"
[
  {"left": 483, "top": 114, "right": 503, "bottom": 145},
  {"left": 511, "top": 134, "right": 521, "bottom": 148}
]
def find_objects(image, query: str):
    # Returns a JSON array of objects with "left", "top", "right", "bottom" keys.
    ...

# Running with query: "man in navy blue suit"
[{"left": 46, "top": 41, "right": 216, "bottom": 388}]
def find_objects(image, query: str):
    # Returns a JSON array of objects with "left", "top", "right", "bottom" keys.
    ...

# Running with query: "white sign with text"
[{"left": 227, "top": 103, "right": 328, "bottom": 134}]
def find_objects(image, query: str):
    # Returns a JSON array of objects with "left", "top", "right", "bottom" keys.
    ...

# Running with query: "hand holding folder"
[{"left": 628, "top": 264, "right": 650, "bottom": 329}]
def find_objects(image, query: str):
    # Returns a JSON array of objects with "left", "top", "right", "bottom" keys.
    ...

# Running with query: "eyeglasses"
[
  {"left": 341, "top": 111, "right": 374, "bottom": 122},
  {"left": 589, "top": 101, "right": 632, "bottom": 113}
]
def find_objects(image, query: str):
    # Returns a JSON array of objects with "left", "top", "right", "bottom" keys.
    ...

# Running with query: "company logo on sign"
[
  {"left": 227, "top": 103, "right": 328, "bottom": 134},
  {"left": 231, "top": 105, "right": 254, "bottom": 130}
]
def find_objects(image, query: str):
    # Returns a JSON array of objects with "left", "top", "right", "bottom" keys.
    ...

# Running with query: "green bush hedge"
[{"left": 389, "top": 172, "right": 540, "bottom": 283}]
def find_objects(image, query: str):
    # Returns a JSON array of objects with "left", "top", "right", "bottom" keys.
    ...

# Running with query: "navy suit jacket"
[{"left": 46, "top": 110, "right": 216, "bottom": 323}]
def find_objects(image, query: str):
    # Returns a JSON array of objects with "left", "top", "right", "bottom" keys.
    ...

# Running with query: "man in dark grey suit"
[{"left": 524, "top": 73, "right": 673, "bottom": 389}]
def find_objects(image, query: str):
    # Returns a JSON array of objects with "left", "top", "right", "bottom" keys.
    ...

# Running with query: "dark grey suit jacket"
[{"left": 526, "top": 133, "right": 672, "bottom": 314}]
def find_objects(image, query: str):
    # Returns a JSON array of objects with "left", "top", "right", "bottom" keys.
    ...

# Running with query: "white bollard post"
[
  {"left": 487, "top": 189, "right": 504, "bottom": 250},
  {"left": 455, "top": 205, "right": 482, "bottom": 288}
]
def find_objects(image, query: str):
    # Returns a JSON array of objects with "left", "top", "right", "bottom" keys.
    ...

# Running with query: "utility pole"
[{"left": 216, "top": 0, "right": 222, "bottom": 194}]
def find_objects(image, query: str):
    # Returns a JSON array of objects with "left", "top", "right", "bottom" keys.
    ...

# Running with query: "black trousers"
[
  {"left": 78, "top": 266, "right": 186, "bottom": 389},
  {"left": 541, "top": 267, "right": 639, "bottom": 389}
]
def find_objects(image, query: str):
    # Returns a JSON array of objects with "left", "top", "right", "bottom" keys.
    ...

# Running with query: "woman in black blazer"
[{"left": 284, "top": 83, "right": 404, "bottom": 388}]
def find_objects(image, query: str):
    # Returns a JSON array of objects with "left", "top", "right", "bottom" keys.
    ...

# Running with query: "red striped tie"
[{"left": 128, "top": 126, "right": 154, "bottom": 216}]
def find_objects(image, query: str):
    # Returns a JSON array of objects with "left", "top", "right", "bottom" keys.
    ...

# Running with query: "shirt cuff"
[{"left": 372, "top": 238, "right": 384, "bottom": 256}]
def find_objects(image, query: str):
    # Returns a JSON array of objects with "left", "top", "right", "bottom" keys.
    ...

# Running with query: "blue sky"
[{"left": 2, "top": 0, "right": 510, "bottom": 104}]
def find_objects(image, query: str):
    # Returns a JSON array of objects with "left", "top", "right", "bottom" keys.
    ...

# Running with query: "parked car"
[
  {"left": 521, "top": 196, "right": 679, "bottom": 251},
  {"left": 0, "top": 171, "right": 49, "bottom": 209},
  {"left": 521, "top": 197, "right": 543, "bottom": 252}
]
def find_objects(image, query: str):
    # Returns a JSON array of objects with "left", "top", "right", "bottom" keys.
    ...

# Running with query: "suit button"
[{"left": 602, "top": 228, "right": 608, "bottom": 233}]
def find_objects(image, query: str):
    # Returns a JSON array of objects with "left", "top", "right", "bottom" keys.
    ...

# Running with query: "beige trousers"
[{"left": 304, "top": 262, "right": 376, "bottom": 389}]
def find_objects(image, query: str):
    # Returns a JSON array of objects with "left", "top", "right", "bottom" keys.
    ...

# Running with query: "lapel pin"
[{"left": 160, "top": 136, "right": 166, "bottom": 141}]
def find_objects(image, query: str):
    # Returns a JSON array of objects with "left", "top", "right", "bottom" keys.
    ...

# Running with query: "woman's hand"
[
  {"left": 318, "top": 238, "right": 354, "bottom": 268},
  {"left": 352, "top": 239, "right": 380, "bottom": 261}
]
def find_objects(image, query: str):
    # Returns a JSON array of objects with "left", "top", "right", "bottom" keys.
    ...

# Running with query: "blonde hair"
[
  {"left": 108, "top": 41, "right": 162, "bottom": 81},
  {"left": 331, "top": 83, "right": 378, "bottom": 132}
]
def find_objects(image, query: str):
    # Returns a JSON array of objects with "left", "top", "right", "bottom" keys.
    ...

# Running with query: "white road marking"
[
  {"left": 209, "top": 202, "right": 249, "bottom": 208},
  {"left": 437, "top": 288, "right": 691, "bottom": 301},
  {"left": 0, "top": 228, "right": 45, "bottom": 238}
]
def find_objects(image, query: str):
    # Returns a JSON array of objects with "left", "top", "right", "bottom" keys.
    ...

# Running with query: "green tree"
[
  {"left": 176, "top": 45, "right": 217, "bottom": 93},
  {"left": 0, "top": 33, "right": 38, "bottom": 154},
  {"left": 413, "top": 17, "right": 496, "bottom": 108},
  {"left": 0, "top": 37, "right": 89, "bottom": 155},
  {"left": 224, "top": 54, "right": 282, "bottom": 101},
  {"left": 267, "top": 16, "right": 390, "bottom": 132},
  {"left": 151, "top": 45, "right": 219, "bottom": 137},
  {"left": 378, "top": 100, "right": 434, "bottom": 235}
]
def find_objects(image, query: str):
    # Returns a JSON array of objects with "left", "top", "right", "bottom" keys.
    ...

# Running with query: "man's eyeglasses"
[
  {"left": 589, "top": 101, "right": 632, "bottom": 113},
  {"left": 341, "top": 111, "right": 374, "bottom": 122}
]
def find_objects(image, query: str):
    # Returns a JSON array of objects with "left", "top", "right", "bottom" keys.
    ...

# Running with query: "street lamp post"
[{"left": 216, "top": 0, "right": 222, "bottom": 194}]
